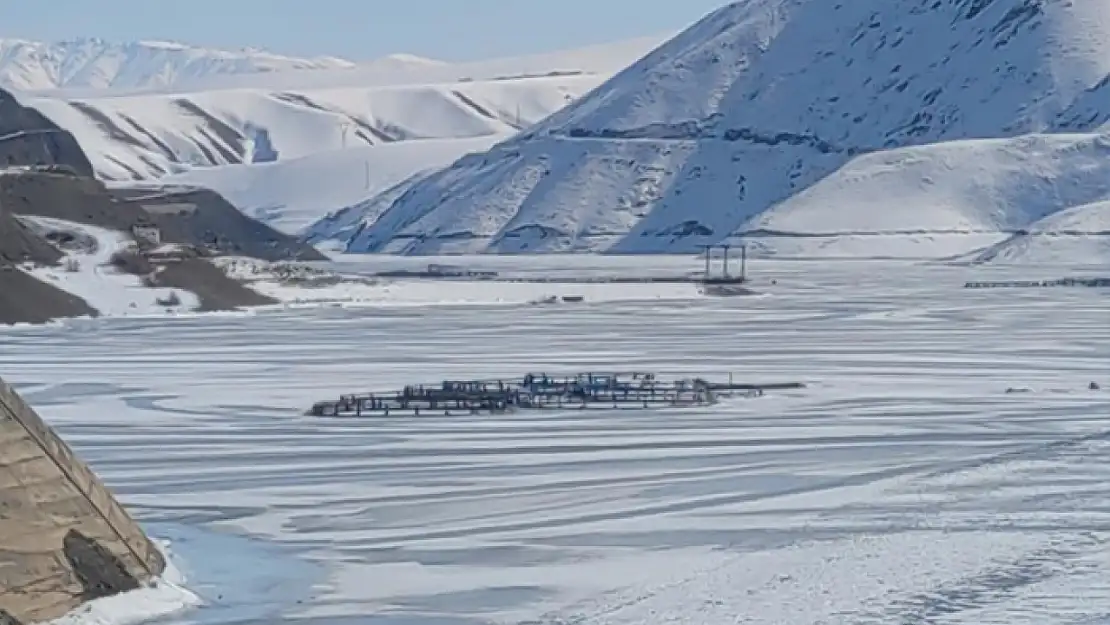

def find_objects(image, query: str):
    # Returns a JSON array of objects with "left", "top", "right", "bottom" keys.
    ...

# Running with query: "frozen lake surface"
[{"left": 3, "top": 259, "right": 1109, "bottom": 624}]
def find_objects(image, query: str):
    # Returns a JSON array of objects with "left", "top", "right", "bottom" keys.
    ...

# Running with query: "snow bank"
[{"left": 17, "top": 216, "right": 200, "bottom": 316}]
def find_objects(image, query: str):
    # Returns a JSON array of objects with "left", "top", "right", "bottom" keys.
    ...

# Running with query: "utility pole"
[{"left": 740, "top": 244, "right": 747, "bottom": 282}]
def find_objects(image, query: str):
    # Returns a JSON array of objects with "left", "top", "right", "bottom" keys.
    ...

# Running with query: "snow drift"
[{"left": 319, "top": 0, "right": 1110, "bottom": 261}]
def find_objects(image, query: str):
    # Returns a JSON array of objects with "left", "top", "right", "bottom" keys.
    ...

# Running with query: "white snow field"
[
  {"left": 3, "top": 258, "right": 1109, "bottom": 624},
  {"left": 321, "top": 0, "right": 1110, "bottom": 258}
]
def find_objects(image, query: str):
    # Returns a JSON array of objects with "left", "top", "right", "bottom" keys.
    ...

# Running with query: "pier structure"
[
  {"left": 964, "top": 277, "right": 1110, "bottom": 289},
  {"left": 308, "top": 371, "right": 805, "bottom": 418}
]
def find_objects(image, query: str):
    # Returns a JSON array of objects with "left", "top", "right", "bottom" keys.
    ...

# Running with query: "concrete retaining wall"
[{"left": 0, "top": 376, "right": 165, "bottom": 624}]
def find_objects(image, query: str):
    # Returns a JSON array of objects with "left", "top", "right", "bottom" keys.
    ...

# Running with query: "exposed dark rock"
[
  {"left": 0, "top": 206, "right": 97, "bottom": 324},
  {"left": 0, "top": 89, "right": 94, "bottom": 176},
  {"left": 1, "top": 172, "right": 326, "bottom": 262},
  {"left": 0, "top": 206, "right": 62, "bottom": 266},
  {"left": 153, "top": 258, "right": 278, "bottom": 311},
  {"left": 0, "top": 264, "right": 98, "bottom": 325},
  {"left": 109, "top": 185, "right": 327, "bottom": 261},
  {"left": 62, "top": 529, "right": 141, "bottom": 601}
]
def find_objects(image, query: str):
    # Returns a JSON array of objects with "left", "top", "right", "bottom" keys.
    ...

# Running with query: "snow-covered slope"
[
  {"left": 957, "top": 200, "right": 1110, "bottom": 265},
  {"left": 15, "top": 37, "right": 664, "bottom": 235},
  {"left": 19, "top": 35, "right": 664, "bottom": 179},
  {"left": 26, "top": 75, "right": 593, "bottom": 182},
  {"left": 302, "top": 173, "right": 431, "bottom": 249},
  {"left": 16, "top": 216, "right": 200, "bottom": 316},
  {"left": 324, "top": 0, "right": 1110, "bottom": 258},
  {"left": 729, "top": 132, "right": 1110, "bottom": 259},
  {"left": 147, "top": 135, "right": 508, "bottom": 234},
  {"left": 0, "top": 37, "right": 357, "bottom": 91}
]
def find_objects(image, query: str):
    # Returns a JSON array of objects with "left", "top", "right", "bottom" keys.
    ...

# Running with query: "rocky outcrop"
[
  {"left": 0, "top": 171, "right": 324, "bottom": 262},
  {"left": 0, "top": 266, "right": 98, "bottom": 326},
  {"left": 0, "top": 90, "right": 93, "bottom": 176},
  {"left": 111, "top": 186, "right": 327, "bottom": 261},
  {"left": 0, "top": 376, "right": 164, "bottom": 623},
  {"left": 0, "top": 207, "right": 98, "bottom": 325}
]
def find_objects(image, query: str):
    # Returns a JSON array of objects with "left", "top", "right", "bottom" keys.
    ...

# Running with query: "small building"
[
  {"left": 131, "top": 225, "right": 162, "bottom": 246},
  {"left": 144, "top": 243, "right": 193, "bottom": 264}
]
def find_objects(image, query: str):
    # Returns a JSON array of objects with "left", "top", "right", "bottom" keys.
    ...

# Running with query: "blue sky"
[{"left": 0, "top": 0, "right": 729, "bottom": 61}]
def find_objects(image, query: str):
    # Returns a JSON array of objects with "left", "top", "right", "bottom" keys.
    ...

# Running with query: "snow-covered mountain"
[
  {"left": 15, "top": 36, "right": 664, "bottom": 235},
  {"left": 144, "top": 135, "right": 510, "bottom": 234},
  {"left": 28, "top": 75, "right": 596, "bottom": 180},
  {"left": 956, "top": 197, "right": 1110, "bottom": 265},
  {"left": 0, "top": 37, "right": 363, "bottom": 91},
  {"left": 319, "top": 0, "right": 1110, "bottom": 259}
]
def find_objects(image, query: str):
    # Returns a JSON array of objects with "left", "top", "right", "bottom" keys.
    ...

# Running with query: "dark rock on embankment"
[
  {"left": 0, "top": 206, "right": 62, "bottom": 266},
  {"left": 0, "top": 266, "right": 99, "bottom": 325},
  {"left": 1, "top": 172, "right": 325, "bottom": 262},
  {"left": 0, "top": 206, "right": 97, "bottom": 324},
  {"left": 107, "top": 248, "right": 278, "bottom": 312},
  {"left": 156, "top": 258, "right": 278, "bottom": 311}
]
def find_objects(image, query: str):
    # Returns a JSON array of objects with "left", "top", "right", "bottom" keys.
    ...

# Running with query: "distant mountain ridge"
[
  {"left": 316, "top": 0, "right": 1110, "bottom": 260},
  {"left": 0, "top": 37, "right": 362, "bottom": 91},
  {"left": 10, "top": 36, "right": 665, "bottom": 235}
]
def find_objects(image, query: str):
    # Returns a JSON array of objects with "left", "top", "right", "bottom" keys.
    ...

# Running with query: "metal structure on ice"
[{"left": 308, "top": 371, "right": 805, "bottom": 418}]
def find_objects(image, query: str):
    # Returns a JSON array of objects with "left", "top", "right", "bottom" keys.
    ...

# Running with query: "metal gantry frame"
[{"left": 700, "top": 244, "right": 747, "bottom": 282}]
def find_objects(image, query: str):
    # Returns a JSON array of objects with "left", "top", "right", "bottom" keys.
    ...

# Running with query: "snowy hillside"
[
  {"left": 13, "top": 37, "right": 666, "bottom": 235},
  {"left": 147, "top": 135, "right": 508, "bottom": 234},
  {"left": 0, "top": 37, "right": 357, "bottom": 91},
  {"left": 15, "top": 215, "right": 199, "bottom": 316},
  {"left": 302, "top": 173, "right": 431, "bottom": 249},
  {"left": 322, "top": 0, "right": 1110, "bottom": 259},
  {"left": 26, "top": 74, "right": 595, "bottom": 182},
  {"left": 18, "top": 35, "right": 663, "bottom": 180},
  {"left": 956, "top": 199, "right": 1110, "bottom": 265}
]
